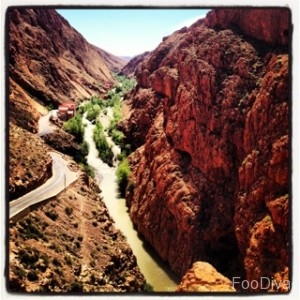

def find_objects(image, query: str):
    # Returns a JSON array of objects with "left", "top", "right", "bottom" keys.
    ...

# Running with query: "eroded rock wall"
[{"left": 120, "top": 8, "right": 290, "bottom": 291}]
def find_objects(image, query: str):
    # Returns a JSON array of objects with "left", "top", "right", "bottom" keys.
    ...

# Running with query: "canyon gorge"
[{"left": 7, "top": 7, "right": 290, "bottom": 293}]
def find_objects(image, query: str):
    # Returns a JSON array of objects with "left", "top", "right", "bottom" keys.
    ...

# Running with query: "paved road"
[
  {"left": 37, "top": 110, "right": 57, "bottom": 136},
  {"left": 10, "top": 152, "right": 78, "bottom": 218}
]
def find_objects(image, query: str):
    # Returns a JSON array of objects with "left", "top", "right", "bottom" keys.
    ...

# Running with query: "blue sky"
[{"left": 57, "top": 9, "right": 211, "bottom": 57}]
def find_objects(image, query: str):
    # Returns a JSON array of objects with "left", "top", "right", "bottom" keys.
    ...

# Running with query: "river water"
[{"left": 82, "top": 112, "right": 179, "bottom": 292}]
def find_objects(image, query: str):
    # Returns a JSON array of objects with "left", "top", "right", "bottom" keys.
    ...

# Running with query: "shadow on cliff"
[{"left": 139, "top": 234, "right": 181, "bottom": 285}]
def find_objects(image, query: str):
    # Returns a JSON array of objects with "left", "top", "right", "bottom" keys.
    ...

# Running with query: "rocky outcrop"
[
  {"left": 8, "top": 8, "right": 125, "bottom": 132},
  {"left": 121, "top": 51, "right": 150, "bottom": 77},
  {"left": 203, "top": 8, "right": 290, "bottom": 46},
  {"left": 41, "top": 131, "right": 80, "bottom": 158},
  {"left": 9, "top": 123, "right": 52, "bottom": 200},
  {"left": 176, "top": 262, "right": 236, "bottom": 292},
  {"left": 234, "top": 54, "right": 289, "bottom": 292},
  {"left": 120, "top": 8, "right": 290, "bottom": 291}
]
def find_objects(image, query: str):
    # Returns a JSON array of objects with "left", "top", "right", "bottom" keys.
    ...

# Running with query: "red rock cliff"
[{"left": 120, "top": 8, "right": 290, "bottom": 292}]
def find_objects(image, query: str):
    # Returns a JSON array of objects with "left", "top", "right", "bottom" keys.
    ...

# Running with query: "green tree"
[
  {"left": 86, "top": 104, "right": 101, "bottom": 121},
  {"left": 116, "top": 159, "right": 131, "bottom": 197},
  {"left": 63, "top": 115, "right": 84, "bottom": 143},
  {"left": 93, "top": 121, "right": 114, "bottom": 166}
]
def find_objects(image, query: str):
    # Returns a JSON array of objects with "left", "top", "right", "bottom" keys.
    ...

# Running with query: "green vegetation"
[
  {"left": 144, "top": 282, "right": 155, "bottom": 292},
  {"left": 107, "top": 96, "right": 125, "bottom": 147},
  {"left": 64, "top": 255, "right": 72, "bottom": 266},
  {"left": 80, "top": 140, "right": 89, "bottom": 156},
  {"left": 27, "top": 269, "right": 39, "bottom": 281},
  {"left": 107, "top": 75, "right": 136, "bottom": 153},
  {"left": 66, "top": 74, "right": 135, "bottom": 178},
  {"left": 45, "top": 209, "right": 58, "bottom": 221},
  {"left": 46, "top": 103, "right": 55, "bottom": 111},
  {"left": 106, "top": 75, "right": 137, "bottom": 196},
  {"left": 63, "top": 114, "right": 84, "bottom": 143},
  {"left": 93, "top": 121, "right": 114, "bottom": 166},
  {"left": 113, "top": 74, "right": 136, "bottom": 95},
  {"left": 17, "top": 218, "right": 46, "bottom": 241},
  {"left": 65, "top": 207, "right": 73, "bottom": 216},
  {"left": 19, "top": 247, "right": 40, "bottom": 266},
  {"left": 69, "top": 281, "right": 83, "bottom": 292},
  {"left": 116, "top": 158, "right": 131, "bottom": 197},
  {"left": 87, "top": 104, "right": 101, "bottom": 121},
  {"left": 82, "top": 101, "right": 102, "bottom": 122},
  {"left": 81, "top": 164, "right": 95, "bottom": 178},
  {"left": 63, "top": 113, "right": 95, "bottom": 177},
  {"left": 75, "top": 141, "right": 95, "bottom": 178}
]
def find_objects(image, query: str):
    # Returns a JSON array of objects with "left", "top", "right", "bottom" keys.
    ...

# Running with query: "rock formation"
[
  {"left": 203, "top": 9, "right": 289, "bottom": 46},
  {"left": 121, "top": 51, "right": 150, "bottom": 77},
  {"left": 176, "top": 261, "right": 236, "bottom": 292},
  {"left": 8, "top": 8, "right": 125, "bottom": 132},
  {"left": 120, "top": 8, "right": 290, "bottom": 292}
]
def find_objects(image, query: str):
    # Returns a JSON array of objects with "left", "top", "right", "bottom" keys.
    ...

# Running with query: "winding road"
[
  {"left": 10, "top": 111, "right": 79, "bottom": 219},
  {"left": 10, "top": 152, "right": 78, "bottom": 218},
  {"left": 37, "top": 110, "right": 57, "bottom": 136}
]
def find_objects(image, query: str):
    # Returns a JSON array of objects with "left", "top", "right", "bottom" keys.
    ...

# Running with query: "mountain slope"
[
  {"left": 95, "top": 46, "right": 127, "bottom": 73},
  {"left": 120, "top": 8, "right": 290, "bottom": 292},
  {"left": 7, "top": 8, "right": 145, "bottom": 292},
  {"left": 121, "top": 51, "right": 150, "bottom": 77},
  {"left": 8, "top": 8, "right": 125, "bottom": 132}
]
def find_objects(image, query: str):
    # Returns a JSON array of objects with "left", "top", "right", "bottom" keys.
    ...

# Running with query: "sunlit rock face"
[
  {"left": 120, "top": 8, "right": 290, "bottom": 291},
  {"left": 176, "top": 261, "right": 236, "bottom": 292}
]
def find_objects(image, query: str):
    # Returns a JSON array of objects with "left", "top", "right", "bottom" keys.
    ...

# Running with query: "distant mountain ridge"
[
  {"left": 120, "top": 56, "right": 133, "bottom": 62},
  {"left": 95, "top": 46, "right": 127, "bottom": 73},
  {"left": 121, "top": 51, "right": 150, "bottom": 78}
]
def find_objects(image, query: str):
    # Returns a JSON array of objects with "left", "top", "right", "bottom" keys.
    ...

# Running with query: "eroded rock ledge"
[{"left": 176, "top": 262, "right": 236, "bottom": 292}]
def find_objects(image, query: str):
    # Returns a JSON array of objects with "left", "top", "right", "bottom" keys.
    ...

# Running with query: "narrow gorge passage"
[{"left": 82, "top": 112, "right": 179, "bottom": 292}]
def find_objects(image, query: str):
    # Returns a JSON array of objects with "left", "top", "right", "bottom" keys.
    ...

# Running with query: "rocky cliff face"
[
  {"left": 8, "top": 8, "right": 125, "bottom": 132},
  {"left": 203, "top": 8, "right": 289, "bottom": 46},
  {"left": 120, "top": 8, "right": 290, "bottom": 291}
]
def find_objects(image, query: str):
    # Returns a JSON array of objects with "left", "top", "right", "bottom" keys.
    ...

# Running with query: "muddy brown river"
[{"left": 83, "top": 112, "right": 179, "bottom": 292}]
